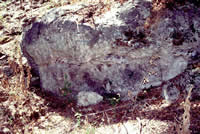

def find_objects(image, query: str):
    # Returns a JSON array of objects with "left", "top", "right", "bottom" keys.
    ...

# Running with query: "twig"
[
  {"left": 104, "top": 111, "right": 110, "bottom": 125},
  {"left": 75, "top": 19, "right": 80, "bottom": 33},
  {"left": 181, "top": 85, "right": 193, "bottom": 134},
  {"left": 121, "top": 110, "right": 127, "bottom": 121},
  {"left": 18, "top": 46, "right": 25, "bottom": 93},
  {"left": 26, "top": 65, "right": 32, "bottom": 89},
  {"left": 136, "top": 117, "right": 143, "bottom": 134},
  {"left": 82, "top": 103, "right": 137, "bottom": 116},
  {"left": 122, "top": 123, "right": 129, "bottom": 134}
]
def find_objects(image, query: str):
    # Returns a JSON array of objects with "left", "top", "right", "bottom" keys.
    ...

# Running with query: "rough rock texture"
[
  {"left": 77, "top": 91, "right": 103, "bottom": 106},
  {"left": 21, "top": 0, "right": 200, "bottom": 102},
  {"left": 162, "top": 82, "right": 180, "bottom": 103}
]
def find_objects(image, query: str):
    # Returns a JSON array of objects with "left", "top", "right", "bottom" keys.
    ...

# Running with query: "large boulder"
[{"left": 21, "top": 0, "right": 200, "bottom": 102}]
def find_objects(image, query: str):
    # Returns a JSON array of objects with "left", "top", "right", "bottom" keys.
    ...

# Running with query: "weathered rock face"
[{"left": 21, "top": 0, "right": 200, "bottom": 103}]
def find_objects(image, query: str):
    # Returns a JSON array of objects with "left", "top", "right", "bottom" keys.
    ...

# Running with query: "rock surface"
[
  {"left": 77, "top": 91, "right": 103, "bottom": 106},
  {"left": 21, "top": 0, "right": 200, "bottom": 102}
]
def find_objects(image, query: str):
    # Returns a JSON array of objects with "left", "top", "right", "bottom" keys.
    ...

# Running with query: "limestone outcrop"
[{"left": 21, "top": 0, "right": 200, "bottom": 105}]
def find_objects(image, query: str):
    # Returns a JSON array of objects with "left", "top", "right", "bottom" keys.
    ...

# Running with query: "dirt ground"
[{"left": 0, "top": 0, "right": 200, "bottom": 134}]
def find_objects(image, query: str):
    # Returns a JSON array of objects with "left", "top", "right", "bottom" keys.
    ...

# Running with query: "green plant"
[
  {"left": 74, "top": 112, "right": 82, "bottom": 128},
  {"left": 108, "top": 94, "right": 120, "bottom": 106},
  {"left": 86, "top": 127, "right": 95, "bottom": 134},
  {"left": 8, "top": 115, "right": 14, "bottom": 124},
  {"left": 46, "top": 4, "right": 54, "bottom": 9},
  {"left": 109, "top": 97, "right": 120, "bottom": 106},
  {"left": 61, "top": 74, "right": 72, "bottom": 96},
  {"left": 0, "top": 15, "right": 3, "bottom": 21}
]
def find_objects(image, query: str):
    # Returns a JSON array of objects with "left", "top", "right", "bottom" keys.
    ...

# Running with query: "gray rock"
[
  {"left": 162, "top": 82, "right": 180, "bottom": 103},
  {"left": 191, "top": 72, "right": 200, "bottom": 100},
  {"left": 77, "top": 91, "right": 103, "bottom": 106},
  {"left": 2, "top": 66, "right": 14, "bottom": 77},
  {"left": 21, "top": 0, "right": 200, "bottom": 101}
]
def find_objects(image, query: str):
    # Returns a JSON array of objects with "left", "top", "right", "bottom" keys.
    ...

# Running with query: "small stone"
[
  {"left": 77, "top": 91, "right": 103, "bottom": 106},
  {"left": 162, "top": 82, "right": 180, "bottom": 103},
  {"left": 22, "top": 57, "right": 28, "bottom": 65},
  {"left": 2, "top": 128, "right": 10, "bottom": 133},
  {"left": 3, "top": 66, "right": 13, "bottom": 77}
]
